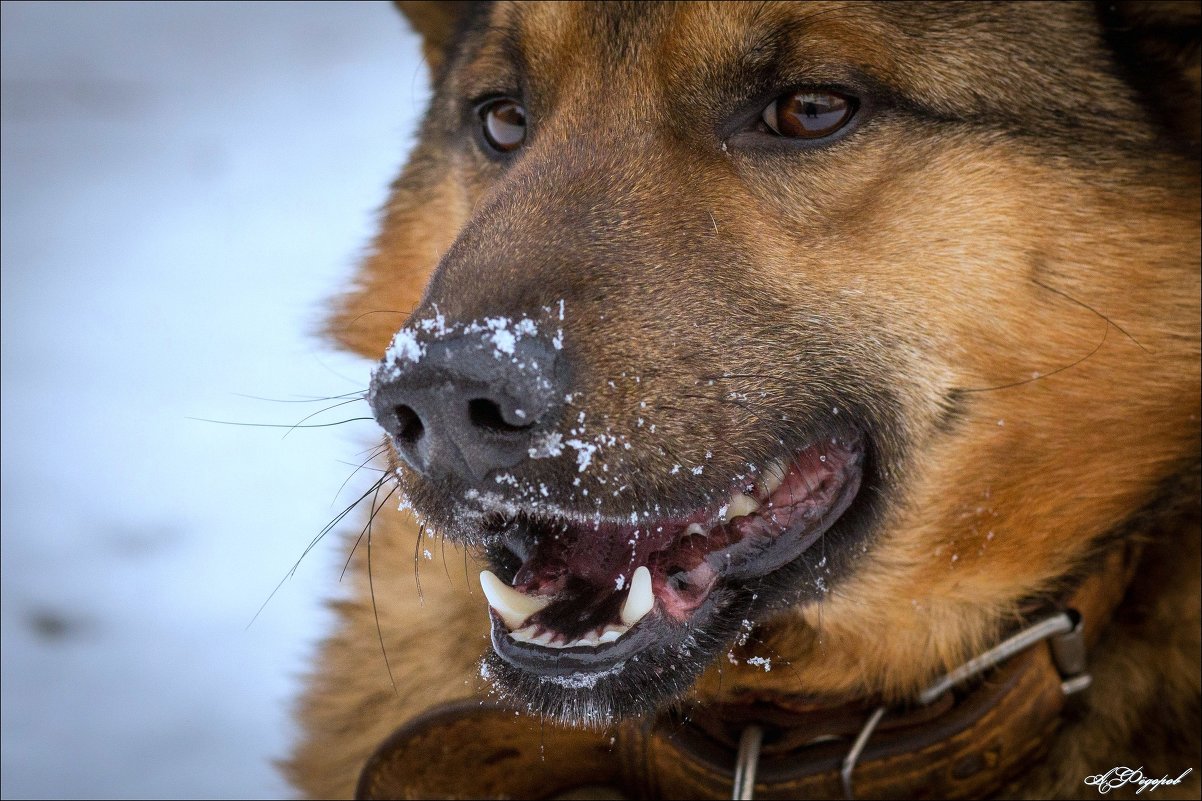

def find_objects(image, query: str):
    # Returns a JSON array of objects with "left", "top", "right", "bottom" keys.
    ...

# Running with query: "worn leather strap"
[
  {"left": 620, "top": 644, "right": 1063, "bottom": 799},
  {"left": 357, "top": 545, "right": 1137, "bottom": 800},
  {"left": 357, "top": 701, "right": 619, "bottom": 799},
  {"left": 357, "top": 647, "right": 1057, "bottom": 800}
]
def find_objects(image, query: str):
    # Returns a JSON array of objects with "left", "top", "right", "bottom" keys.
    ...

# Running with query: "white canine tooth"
[
  {"left": 723, "top": 492, "right": 760, "bottom": 522},
  {"left": 761, "top": 461, "right": 787, "bottom": 495},
  {"left": 479, "top": 570, "right": 554, "bottom": 630},
  {"left": 686, "top": 523, "right": 707, "bottom": 537},
  {"left": 620, "top": 565, "right": 655, "bottom": 626}
]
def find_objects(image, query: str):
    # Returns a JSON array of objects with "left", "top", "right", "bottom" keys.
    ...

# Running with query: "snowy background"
[{"left": 1, "top": 3, "right": 425, "bottom": 797}]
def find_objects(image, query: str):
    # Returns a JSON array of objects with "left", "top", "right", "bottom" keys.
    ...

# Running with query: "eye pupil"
[
  {"left": 762, "top": 91, "right": 854, "bottom": 139},
  {"left": 480, "top": 99, "right": 527, "bottom": 154}
]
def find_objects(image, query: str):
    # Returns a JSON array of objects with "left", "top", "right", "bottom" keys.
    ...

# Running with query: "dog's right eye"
[
  {"left": 760, "top": 90, "right": 857, "bottom": 140},
  {"left": 477, "top": 98, "right": 527, "bottom": 155}
]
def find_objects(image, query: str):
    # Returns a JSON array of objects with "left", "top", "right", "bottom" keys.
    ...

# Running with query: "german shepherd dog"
[{"left": 288, "top": 2, "right": 1200, "bottom": 798}]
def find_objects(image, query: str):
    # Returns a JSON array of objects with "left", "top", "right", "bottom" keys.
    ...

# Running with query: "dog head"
[{"left": 336, "top": 1, "right": 1200, "bottom": 723}]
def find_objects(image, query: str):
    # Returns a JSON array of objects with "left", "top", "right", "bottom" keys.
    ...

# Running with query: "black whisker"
[
  {"left": 960, "top": 322, "right": 1109, "bottom": 394},
  {"left": 341, "top": 475, "right": 398, "bottom": 581},
  {"left": 295, "top": 475, "right": 391, "bottom": 578},
  {"left": 348, "top": 308, "right": 417, "bottom": 326},
  {"left": 354, "top": 439, "right": 391, "bottom": 459},
  {"left": 231, "top": 389, "right": 367, "bottom": 403},
  {"left": 333, "top": 445, "right": 392, "bottom": 501},
  {"left": 414, "top": 522, "right": 427, "bottom": 606},
  {"left": 1033, "top": 278, "right": 1145, "bottom": 352},
  {"left": 367, "top": 482, "right": 400, "bottom": 693},
  {"left": 247, "top": 473, "right": 390, "bottom": 629},
  {"left": 282, "top": 397, "right": 373, "bottom": 438},
  {"left": 335, "top": 460, "right": 386, "bottom": 473},
  {"left": 187, "top": 416, "right": 374, "bottom": 430},
  {"left": 440, "top": 526, "right": 453, "bottom": 582},
  {"left": 340, "top": 531, "right": 367, "bottom": 582}
]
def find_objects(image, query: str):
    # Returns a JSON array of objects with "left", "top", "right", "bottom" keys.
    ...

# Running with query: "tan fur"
[{"left": 288, "top": 2, "right": 1201, "bottom": 797}]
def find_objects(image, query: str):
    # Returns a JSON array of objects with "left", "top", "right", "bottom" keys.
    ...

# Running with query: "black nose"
[{"left": 368, "top": 332, "right": 567, "bottom": 483}]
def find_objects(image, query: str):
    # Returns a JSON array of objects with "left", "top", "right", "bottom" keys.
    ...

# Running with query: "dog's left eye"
[
  {"left": 477, "top": 97, "right": 527, "bottom": 155},
  {"left": 761, "top": 90, "right": 856, "bottom": 139}
]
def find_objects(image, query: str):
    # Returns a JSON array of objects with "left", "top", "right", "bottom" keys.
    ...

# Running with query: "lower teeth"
[{"left": 509, "top": 622, "right": 630, "bottom": 649}]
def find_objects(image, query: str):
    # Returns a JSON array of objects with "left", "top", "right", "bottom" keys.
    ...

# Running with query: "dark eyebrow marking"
[
  {"left": 488, "top": 18, "right": 525, "bottom": 74},
  {"left": 733, "top": 1, "right": 874, "bottom": 81},
  {"left": 739, "top": 18, "right": 809, "bottom": 76},
  {"left": 447, "top": 10, "right": 526, "bottom": 104}
]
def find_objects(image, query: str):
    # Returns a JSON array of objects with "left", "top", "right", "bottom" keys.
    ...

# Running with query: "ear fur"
[{"left": 394, "top": 1, "right": 482, "bottom": 72}]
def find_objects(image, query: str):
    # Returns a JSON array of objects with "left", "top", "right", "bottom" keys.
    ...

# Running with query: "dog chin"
[{"left": 414, "top": 434, "right": 874, "bottom": 725}]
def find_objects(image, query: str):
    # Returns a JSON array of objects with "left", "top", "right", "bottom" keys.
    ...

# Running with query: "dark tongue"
[{"left": 527, "top": 575, "right": 626, "bottom": 640}]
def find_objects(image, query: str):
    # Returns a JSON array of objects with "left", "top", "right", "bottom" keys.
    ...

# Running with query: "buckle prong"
[
  {"left": 732, "top": 725, "right": 763, "bottom": 800},
  {"left": 840, "top": 705, "right": 886, "bottom": 800}
]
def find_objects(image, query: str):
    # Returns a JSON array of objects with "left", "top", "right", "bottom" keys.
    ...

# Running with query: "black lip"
[
  {"left": 489, "top": 609, "right": 674, "bottom": 676},
  {"left": 710, "top": 447, "right": 863, "bottom": 581}
]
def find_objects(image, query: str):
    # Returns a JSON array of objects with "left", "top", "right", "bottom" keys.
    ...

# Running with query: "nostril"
[
  {"left": 393, "top": 404, "right": 425, "bottom": 445},
  {"left": 468, "top": 398, "right": 531, "bottom": 433}
]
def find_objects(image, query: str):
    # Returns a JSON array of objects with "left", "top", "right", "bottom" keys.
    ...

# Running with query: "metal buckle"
[{"left": 836, "top": 609, "right": 1091, "bottom": 800}]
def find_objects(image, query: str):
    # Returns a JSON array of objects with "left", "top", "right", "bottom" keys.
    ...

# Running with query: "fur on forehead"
[{"left": 431, "top": 1, "right": 1183, "bottom": 149}]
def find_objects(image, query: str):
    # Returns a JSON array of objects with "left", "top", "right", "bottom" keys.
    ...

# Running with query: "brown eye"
[
  {"left": 761, "top": 91, "right": 855, "bottom": 139},
  {"left": 479, "top": 98, "right": 527, "bottom": 154}
]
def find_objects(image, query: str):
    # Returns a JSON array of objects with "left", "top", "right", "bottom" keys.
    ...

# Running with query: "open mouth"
[{"left": 475, "top": 434, "right": 864, "bottom": 711}]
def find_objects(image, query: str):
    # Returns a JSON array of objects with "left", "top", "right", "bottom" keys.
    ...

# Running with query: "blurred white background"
[{"left": 1, "top": 2, "right": 425, "bottom": 797}]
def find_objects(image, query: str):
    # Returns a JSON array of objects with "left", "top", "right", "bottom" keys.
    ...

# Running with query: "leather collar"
[{"left": 356, "top": 545, "right": 1138, "bottom": 799}]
